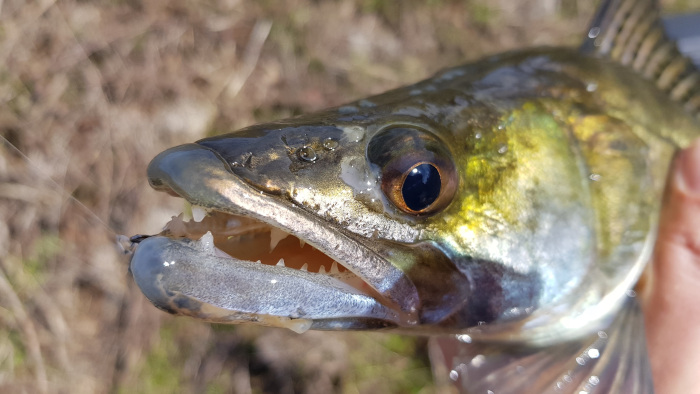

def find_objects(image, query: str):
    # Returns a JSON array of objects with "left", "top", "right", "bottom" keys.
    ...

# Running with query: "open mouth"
[
  {"left": 129, "top": 205, "right": 402, "bottom": 332},
  {"left": 128, "top": 142, "right": 422, "bottom": 332},
  {"left": 160, "top": 204, "right": 380, "bottom": 296}
]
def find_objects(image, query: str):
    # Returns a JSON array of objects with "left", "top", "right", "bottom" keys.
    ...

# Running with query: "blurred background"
[{"left": 1, "top": 0, "right": 698, "bottom": 393}]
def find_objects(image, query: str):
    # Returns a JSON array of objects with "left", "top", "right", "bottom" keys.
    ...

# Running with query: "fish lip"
[
  {"left": 130, "top": 235, "right": 401, "bottom": 330},
  {"left": 141, "top": 143, "right": 421, "bottom": 322}
]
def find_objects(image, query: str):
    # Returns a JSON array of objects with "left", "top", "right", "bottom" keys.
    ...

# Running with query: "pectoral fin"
[{"left": 429, "top": 296, "right": 653, "bottom": 393}]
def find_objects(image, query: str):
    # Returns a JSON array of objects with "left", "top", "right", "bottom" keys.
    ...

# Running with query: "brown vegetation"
[{"left": 0, "top": 0, "right": 691, "bottom": 392}]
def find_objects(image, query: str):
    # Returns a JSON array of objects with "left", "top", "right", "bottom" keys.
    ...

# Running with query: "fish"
[{"left": 128, "top": 0, "right": 700, "bottom": 391}]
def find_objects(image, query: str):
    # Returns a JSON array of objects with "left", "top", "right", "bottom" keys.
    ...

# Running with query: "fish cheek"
[{"left": 445, "top": 260, "right": 542, "bottom": 327}]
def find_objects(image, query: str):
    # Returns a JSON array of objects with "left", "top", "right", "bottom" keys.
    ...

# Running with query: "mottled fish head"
[{"left": 130, "top": 52, "right": 620, "bottom": 339}]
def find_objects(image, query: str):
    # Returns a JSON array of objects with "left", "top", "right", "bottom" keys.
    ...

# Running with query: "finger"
[{"left": 644, "top": 139, "right": 700, "bottom": 394}]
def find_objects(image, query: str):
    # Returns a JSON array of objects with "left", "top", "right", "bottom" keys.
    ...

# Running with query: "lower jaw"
[{"left": 129, "top": 234, "right": 402, "bottom": 332}]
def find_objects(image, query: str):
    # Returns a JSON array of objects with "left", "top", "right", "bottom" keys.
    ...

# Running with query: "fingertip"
[
  {"left": 676, "top": 138, "right": 700, "bottom": 197},
  {"left": 655, "top": 137, "right": 700, "bottom": 280},
  {"left": 645, "top": 137, "right": 700, "bottom": 393}
]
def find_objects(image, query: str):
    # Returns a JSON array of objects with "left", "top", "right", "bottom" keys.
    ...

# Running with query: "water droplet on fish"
[
  {"left": 563, "top": 374, "right": 573, "bottom": 383},
  {"left": 342, "top": 125, "right": 365, "bottom": 142},
  {"left": 323, "top": 138, "right": 339, "bottom": 150},
  {"left": 471, "top": 354, "right": 485, "bottom": 367},
  {"left": 588, "top": 26, "right": 601, "bottom": 39},
  {"left": 626, "top": 289, "right": 637, "bottom": 297},
  {"left": 359, "top": 99, "right": 376, "bottom": 108},
  {"left": 589, "top": 173, "right": 601, "bottom": 181},
  {"left": 598, "top": 331, "right": 608, "bottom": 339},
  {"left": 497, "top": 144, "right": 508, "bottom": 154},
  {"left": 338, "top": 105, "right": 358, "bottom": 114},
  {"left": 297, "top": 146, "right": 317, "bottom": 162},
  {"left": 576, "top": 357, "right": 586, "bottom": 365},
  {"left": 456, "top": 334, "right": 472, "bottom": 343},
  {"left": 589, "top": 376, "right": 600, "bottom": 385},
  {"left": 588, "top": 348, "right": 600, "bottom": 359},
  {"left": 449, "top": 370, "right": 459, "bottom": 381},
  {"left": 586, "top": 82, "right": 598, "bottom": 92}
]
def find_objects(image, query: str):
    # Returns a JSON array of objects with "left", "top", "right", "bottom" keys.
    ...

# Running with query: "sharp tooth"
[
  {"left": 299, "top": 239, "right": 306, "bottom": 248},
  {"left": 182, "top": 203, "right": 193, "bottom": 221},
  {"left": 330, "top": 261, "right": 339, "bottom": 274},
  {"left": 276, "top": 258, "right": 285, "bottom": 267},
  {"left": 199, "top": 231, "right": 215, "bottom": 253},
  {"left": 300, "top": 263, "right": 308, "bottom": 271},
  {"left": 318, "top": 265, "right": 327, "bottom": 274},
  {"left": 192, "top": 205, "right": 207, "bottom": 222},
  {"left": 270, "top": 228, "right": 289, "bottom": 251}
]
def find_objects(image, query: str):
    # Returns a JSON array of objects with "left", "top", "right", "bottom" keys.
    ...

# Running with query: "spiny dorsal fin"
[{"left": 581, "top": 0, "right": 700, "bottom": 118}]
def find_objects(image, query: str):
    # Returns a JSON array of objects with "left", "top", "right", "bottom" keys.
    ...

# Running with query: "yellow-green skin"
[{"left": 131, "top": 47, "right": 699, "bottom": 344}]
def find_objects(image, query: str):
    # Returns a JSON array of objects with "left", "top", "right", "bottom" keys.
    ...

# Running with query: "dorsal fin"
[{"left": 581, "top": 0, "right": 700, "bottom": 119}]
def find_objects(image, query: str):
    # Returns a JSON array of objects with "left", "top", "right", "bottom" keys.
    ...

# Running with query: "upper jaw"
[{"left": 130, "top": 143, "right": 423, "bottom": 328}]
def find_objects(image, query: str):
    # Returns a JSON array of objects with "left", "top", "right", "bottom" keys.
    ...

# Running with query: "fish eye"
[
  {"left": 367, "top": 126, "right": 457, "bottom": 215},
  {"left": 402, "top": 162, "right": 441, "bottom": 211}
]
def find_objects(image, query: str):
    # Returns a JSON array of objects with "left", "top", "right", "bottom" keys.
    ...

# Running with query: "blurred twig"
[
  {"left": 217, "top": 19, "right": 273, "bottom": 100},
  {"left": 0, "top": 268, "right": 47, "bottom": 394}
]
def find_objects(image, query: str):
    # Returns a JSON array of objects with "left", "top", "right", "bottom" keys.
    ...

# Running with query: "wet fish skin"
[
  {"left": 132, "top": 45, "right": 697, "bottom": 343},
  {"left": 213, "top": 48, "right": 692, "bottom": 335}
]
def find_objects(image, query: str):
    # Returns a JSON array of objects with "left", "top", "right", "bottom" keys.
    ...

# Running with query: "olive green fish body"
[{"left": 133, "top": 46, "right": 695, "bottom": 336}]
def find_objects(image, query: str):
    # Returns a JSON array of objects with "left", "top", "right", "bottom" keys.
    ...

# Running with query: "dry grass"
[{"left": 0, "top": 0, "right": 695, "bottom": 392}]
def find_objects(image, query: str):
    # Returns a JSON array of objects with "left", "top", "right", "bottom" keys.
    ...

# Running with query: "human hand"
[{"left": 644, "top": 139, "right": 700, "bottom": 393}]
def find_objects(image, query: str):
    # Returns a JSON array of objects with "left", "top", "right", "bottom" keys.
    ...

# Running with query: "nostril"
[{"left": 148, "top": 178, "right": 181, "bottom": 197}]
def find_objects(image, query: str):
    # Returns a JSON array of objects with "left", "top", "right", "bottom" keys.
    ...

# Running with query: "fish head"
[{"left": 130, "top": 56, "right": 606, "bottom": 339}]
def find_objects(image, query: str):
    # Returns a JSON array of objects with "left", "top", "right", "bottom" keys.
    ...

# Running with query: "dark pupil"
[{"left": 402, "top": 163, "right": 441, "bottom": 211}]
